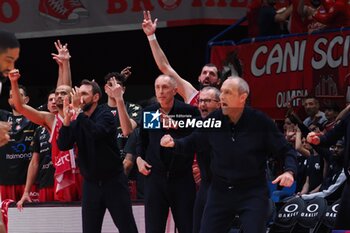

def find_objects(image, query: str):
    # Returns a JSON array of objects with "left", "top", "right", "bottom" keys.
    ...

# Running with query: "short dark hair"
[
  {"left": 47, "top": 89, "right": 55, "bottom": 98},
  {"left": 18, "top": 84, "right": 27, "bottom": 96},
  {"left": 0, "top": 30, "right": 20, "bottom": 53},
  {"left": 204, "top": 63, "right": 217, "bottom": 68},
  {"left": 324, "top": 102, "right": 340, "bottom": 113},
  {"left": 104, "top": 72, "right": 127, "bottom": 86},
  {"left": 204, "top": 63, "right": 219, "bottom": 75},
  {"left": 204, "top": 63, "right": 222, "bottom": 83},
  {"left": 304, "top": 96, "right": 319, "bottom": 105},
  {"left": 80, "top": 79, "right": 102, "bottom": 99},
  {"left": 336, "top": 139, "right": 344, "bottom": 146}
]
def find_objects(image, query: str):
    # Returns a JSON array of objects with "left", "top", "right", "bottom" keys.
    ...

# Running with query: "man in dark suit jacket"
[
  {"left": 136, "top": 74, "right": 199, "bottom": 233},
  {"left": 161, "top": 77, "right": 297, "bottom": 233}
]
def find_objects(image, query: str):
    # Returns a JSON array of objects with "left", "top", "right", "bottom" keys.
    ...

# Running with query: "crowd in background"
[
  {"left": 271, "top": 97, "right": 348, "bottom": 204},
  {"left": 247, "top": 0, "right": 350, "bottom": 37},
  {"left": 1, "top": 5, "right": 350, "bottom": 233}
]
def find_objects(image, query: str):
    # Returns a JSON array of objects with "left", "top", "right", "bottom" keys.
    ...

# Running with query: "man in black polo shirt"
[
  {"left": 161, "top": 76, "right": 298, "bottom": 233},
  {"left": 57, "top": 79, "right": 137, "bottom": 233}
]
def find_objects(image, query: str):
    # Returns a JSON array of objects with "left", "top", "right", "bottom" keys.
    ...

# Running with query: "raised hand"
[
  {"left": 70, "top": 86, "right": 82, "bottom": 110},
  {"left": 142, "top": 10, "right": 157, "bottom": 36},
  {"left": 104, "top": 77, "right": 124, "bottom": 101},
  {"left": 120, "top": 66, "right": 132, "bottom": 80},
  {"left": 8, "top": 69, "right": 20, "bottom": 82},
  {"left": 63, "top": 96, "right": 74, "bottom": 126},
  {"left": 51, "top": 40, "right": 71, "bottom": 65}
]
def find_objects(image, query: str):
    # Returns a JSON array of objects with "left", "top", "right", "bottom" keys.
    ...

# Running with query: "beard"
[
  {"left": 82, "top": 102, "right": 93, "bottom": 112},
  {"left": 333, "top": 155, "right": 344, "bottom": 165},
  {"left": 198, "top": 82, "right": 207, "bottom": 90},
  {"left": 55, "top": 98, "right": 64, "bottom": 109},
  {"left": 198, "top": 82, "right": 217, "bottom": 90},
  {"left": 198, "top": 78, "right": 220, "bottom": 90},
  {"left": 56, "top": 103, "right": 63, "bottom": 109}
]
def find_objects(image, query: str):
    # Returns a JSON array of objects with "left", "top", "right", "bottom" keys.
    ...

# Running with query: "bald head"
[
  {"left": 155, "top": 75, "right": 177, "bottom": 88},
  {"left": 225, "top": 76, "right": 249, "bottom": 95},
  {"left": 55, "top": 85, "right": 72, "bottom": 109},
  {"left": 220, "top": 77, "right": 249, "bottom": 118},
  {"left": 155, "top": 75, "right": 177, "bottom": 107}
]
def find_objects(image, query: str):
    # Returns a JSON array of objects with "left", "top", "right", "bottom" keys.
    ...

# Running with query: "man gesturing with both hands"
[{"left": 57, "top": 79, "right": 138, "bottom": 233}]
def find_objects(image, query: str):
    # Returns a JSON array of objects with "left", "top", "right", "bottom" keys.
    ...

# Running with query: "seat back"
[
  {"left": 322, "top": 199, "right": 341, "bottom": 229},
  {"left": 297, "top": 197, "right": 328, "bottom": 229},
  {"left": 274, "top": 196, "right": 305, "bottom": 228}
]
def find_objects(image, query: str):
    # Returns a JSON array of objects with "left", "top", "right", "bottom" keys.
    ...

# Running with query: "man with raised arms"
[{"left": 8, "top": 41, "right": 82, "bottom": 201}]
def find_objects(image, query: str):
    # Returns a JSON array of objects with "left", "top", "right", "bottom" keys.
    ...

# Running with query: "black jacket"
[
  {"left": 57, "top": 105, "right": 123, "bottom": 182},
  {"left": 136, "top": 99, "right": 199, "bottom": 175},
  {"left": 175, "top": 107, "right": 298, "bottom": 183}
]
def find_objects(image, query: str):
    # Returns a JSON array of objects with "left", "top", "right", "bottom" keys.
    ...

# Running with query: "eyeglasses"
[{"left": 198, "top": 99, "right": 219, "bottom": 104}]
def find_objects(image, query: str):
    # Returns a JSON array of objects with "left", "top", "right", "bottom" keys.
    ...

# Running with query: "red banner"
[
  {"left": 0, "top": 0, "right": 249, "bottom": 39},
  {"left": 211, "top": 30, "right": 350, "bottom": 119}
]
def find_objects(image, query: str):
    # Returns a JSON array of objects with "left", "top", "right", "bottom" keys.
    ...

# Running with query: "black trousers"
[
  {"left": 144, "top": 171, "right": 196, "bottom": 233},
  {"left": 193, "top": 180, "right": 210, "bottom": 233},
  {"left": 200, "top": 177, "right": 269, "bottom": 233},
  {"left": 82, "top": 173, "right": 138, "bottom": 233},
  {"left": 334, "top": 179, "right": 350, "bottom": 230}
]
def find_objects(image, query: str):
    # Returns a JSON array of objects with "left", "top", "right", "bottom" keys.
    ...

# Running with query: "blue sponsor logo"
[{"left": 11, "top": 143, "right": 26, "bottom": 153}]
